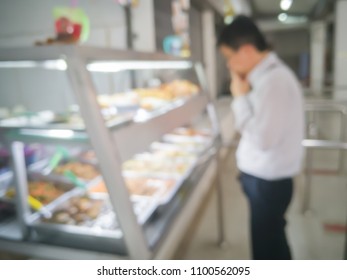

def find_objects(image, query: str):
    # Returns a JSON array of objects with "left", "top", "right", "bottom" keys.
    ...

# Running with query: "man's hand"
[{"left": 230, "top": 72, "right": 251, "bottom": 97}]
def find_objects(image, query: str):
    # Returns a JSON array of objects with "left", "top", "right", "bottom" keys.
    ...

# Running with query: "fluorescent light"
[
  {"left": 0, "top": 61, "right": 37, "bottom": 68},
  {"left": 280, "top": 0, "right": 293, "bottom": 11},
  {"left": 87, "top": 61, "right": 193, "bottom": 73},
  {"left": 20, "top": 129, "right": 75, "bottom": 139},
  {"left": 46, "top": 129, "right": 75, "bottom": 138},
  {"left": 0, "top": 59, "right": 192, "bottom": 72},
  {"left": 42, "top": 60, "right": 67, "bottom": 71},
  {"left": 0, "top": 59, "right": 67, "bottom": 70},
  {"left": 278, "top": 13, "right": 308, "bottom": 24},
  {"left": 278, "top": 13, "right": 288, "bottom": 22}
]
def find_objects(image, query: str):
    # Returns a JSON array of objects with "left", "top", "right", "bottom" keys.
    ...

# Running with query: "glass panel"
[
  {"left": 0, "top": 62, "right": 78, "bottom": 129},
  {"left": 0, "top": 51, "right": 214, "bottom": 254},
  {"left": 87, "top": 60, "right": 202, "bottom": 123}
]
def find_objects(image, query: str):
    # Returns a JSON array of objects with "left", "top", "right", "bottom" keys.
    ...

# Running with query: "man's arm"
[
  {"left": 230, "top": 72, "right": 253, "bottom": 132},
  {"left": 231, "top": 71, "right": 289, "bottom": 151}
]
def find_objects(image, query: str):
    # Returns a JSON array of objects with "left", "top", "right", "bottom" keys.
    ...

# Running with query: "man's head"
[{"left": 218, "top": 15, "right": 270, "bottom": 76}]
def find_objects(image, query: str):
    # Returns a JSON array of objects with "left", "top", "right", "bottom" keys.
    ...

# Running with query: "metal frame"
[
  {"left": 302, "top": 139, "right": 347, "bottom": 260},
  {"left": 111, "top": 95, "right": 209, "bottom": 161},
  {"left": 0, "top": 46, "right": 192, "bottom": 62},
  {"left": 303, "top": 101, "right": 347, "bottom": 214},
  {"left": 194, "top": 62, "right": 226, "bottom": 246},
  {"left": 0, "top": 46, "right": 223, "bottom": 259},
  {"left": 64, "top": 48, "right": 150, "bottom": 259},
  {"left": 305, "top": 102, "right": 347, "bottom": 171},
  {"left": 303, "top": 97, "right": 347, "bottom": 260},
  {"left": 10, "top": 142, "right": 30, "bottom": 239}
]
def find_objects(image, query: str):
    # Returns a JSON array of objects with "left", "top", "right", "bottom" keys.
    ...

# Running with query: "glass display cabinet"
[{"left": 0, "top": 46, "right": 222, "bottom": 259}]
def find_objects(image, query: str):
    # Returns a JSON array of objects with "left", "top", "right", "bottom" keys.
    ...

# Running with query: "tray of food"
[
  {"left": 87, "top": 176, "right": 180, "bottom": 206},
  {"left": 29, "top": 157, "right": 101, "bottom": 184},
  {"left": 150, "top": 141, "right": 204, "bottom": 155},
  {"left": 163, "top": 132, "right": 212, "bottom": 144},
  {"left": 150, "top": 148, "right": 197, "bottom": 161},
  {"left": 3, "top": 173, "right": 78, "bottom": 219},
  {"left": 32, "top": 190, "right": 157, "bottom": 228},
  {"left": 133, "top": 151, "right": 197, "bottom": 164},
  {"left": 163, "top": 135, "right": 212, "bottom": 152},
  {"left": 125, "top": 177, "right": 169, "bottom": 198},
  {"left": 88, "top": 177, "right": 165, "bottom": 198},
  {"left": 39, "top": 195, "right": 118, "bottom": 229},
  {"left": 54, "top": 161, "right": 100, "bottom": 181},
  {"left": 29, "top": 194, "right": 126, "bottom": 254},
  {"left": 134, "top": 80, "right": 199, "bottom": 101},
  {"left": 98, "top": 92, "right": 140, "bottom": 112},
  {"left": 122, "top": 157, "right": 192, "bottom": 179},
  {"left": 126, "top": 176, "right": 183, "bottom": 206},
  {"left": 171, "top": 127, "right": 212, "bottom": 137},
  {"left": 77, "top": 149, "right": 98, "bottom": 166},
  {"left": 161, "top": 134, "right": 212, "bottom": 153},
  {"left": 27, "top": 180, "right": 67, "bottom": 205},
  {"left": 139, "top": 97, "right": 171, "bottom": 111},
  {"left": 87, "top": 179, "right": 161, "bottom": 223}
]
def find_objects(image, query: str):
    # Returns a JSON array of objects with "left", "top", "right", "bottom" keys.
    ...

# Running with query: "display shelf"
[{"left": 0, "top": 45, "right": 222, "bottom": 259}]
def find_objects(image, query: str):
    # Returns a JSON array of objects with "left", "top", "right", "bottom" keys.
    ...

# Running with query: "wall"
[
  {"left": 310, "top": 21, "right": 326, "bottom": 93},
  {"left": 190, "top": 4, "right": 204, "bottom": 62},
  {"left": 334, "top": 0, "right": 347, "bottom": 100},
  {"left": 132, "top": 0, "right": 156, "bottom": 52},
  {"left": 265, "top": 29, "right": 310, "bottom": 79}
]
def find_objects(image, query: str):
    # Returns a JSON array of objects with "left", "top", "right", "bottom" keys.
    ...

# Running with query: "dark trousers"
[{"left": 239, "top": 172, "right": 293, "bottom": 260}]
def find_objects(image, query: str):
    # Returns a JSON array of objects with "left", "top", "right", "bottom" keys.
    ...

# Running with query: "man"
[{"left": 218, "top": 15, "right": 304, "bottom": 260}]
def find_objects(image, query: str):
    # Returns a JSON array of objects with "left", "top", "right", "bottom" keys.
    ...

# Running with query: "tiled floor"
[{"left": 181, "top": 148, "right": 347, "bottom": 260}]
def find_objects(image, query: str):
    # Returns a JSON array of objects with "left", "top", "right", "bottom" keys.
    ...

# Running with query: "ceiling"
[
  {"left": 250, "top": 0, "right": 335, "bottom": 19},
  {"left": 195, "top": 0, "right": 335, "bottom": 21}
]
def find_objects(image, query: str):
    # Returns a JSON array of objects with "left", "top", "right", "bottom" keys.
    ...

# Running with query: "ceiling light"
[
  {"left": 278, "top": 13, "right": 288, "bottom": 22},
  {"left": 19, "top": 129, "right": 76, "bottom": 139},
  {"left": 277, "top": 14, "right": 308, "bottom": 24},
  {"left": 280, "top": 0, "right": 293, "bottom": 11},
  {"left": 87, "top": 61, "right": 193, "bottom": 72},
  {"left": 0, "top": 59, "right": 67, "bottom": 70}
]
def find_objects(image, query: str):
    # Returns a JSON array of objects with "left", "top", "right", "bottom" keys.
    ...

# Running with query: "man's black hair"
[{"left": 217, "top": 15, "right": 269, "bottom": 51}]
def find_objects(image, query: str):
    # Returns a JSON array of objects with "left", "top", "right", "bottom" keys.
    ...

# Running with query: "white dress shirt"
[{"left": 231, "top": 52, "right": 305, "bottom": 180}]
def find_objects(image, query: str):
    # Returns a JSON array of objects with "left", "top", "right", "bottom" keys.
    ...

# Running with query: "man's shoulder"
[{"left": 260, "top": 61, "right": 298, "bottom": 86}]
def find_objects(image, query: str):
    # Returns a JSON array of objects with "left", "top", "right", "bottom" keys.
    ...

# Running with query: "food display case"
[{"left": 0, "top": 46, "right": 222, "bottom": 259}]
